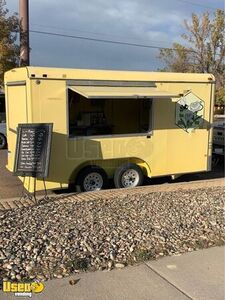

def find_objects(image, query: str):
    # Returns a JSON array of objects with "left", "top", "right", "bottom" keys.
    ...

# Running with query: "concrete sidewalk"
[{"left": 1, "top": 246, "right": 224, "bottom": 300}]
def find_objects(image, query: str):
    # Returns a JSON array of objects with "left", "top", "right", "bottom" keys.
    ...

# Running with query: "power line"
[
  {"left": 29, "top": 4, "right": 224, "bottom": 52},
  {"left": 30, "top": 29, "right": 194, "bottom": 53},
  {"left": 176, "top": 0, "right": 224, "bottom": 10},
  {"left": 31, "top": 23, "right": 172, "bottom": 47}
]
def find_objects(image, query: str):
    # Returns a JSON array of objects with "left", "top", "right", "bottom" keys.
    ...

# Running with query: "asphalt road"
[
  {"left": 0, "top": 150, "right": 22, "bottom": 200},
  {"left": 0, "top": 149, "right": 224, "bottom": 200}
]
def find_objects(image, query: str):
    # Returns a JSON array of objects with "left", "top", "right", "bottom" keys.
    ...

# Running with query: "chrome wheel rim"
[
  {"left": 83, "top": 172, "right": 103, "bottom": 191},
  {"left": 121, "top": 169, "right": 139, "bottom": 187}
]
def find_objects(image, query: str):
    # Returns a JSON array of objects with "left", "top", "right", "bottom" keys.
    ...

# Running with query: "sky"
[{"left": 6, "top": 0, "right": 225, "bottom": 71}]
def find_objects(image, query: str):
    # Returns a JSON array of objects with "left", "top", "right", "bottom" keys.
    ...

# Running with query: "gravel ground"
[{"left": 0, "top": 186, "right": 224, "bottom": 282}]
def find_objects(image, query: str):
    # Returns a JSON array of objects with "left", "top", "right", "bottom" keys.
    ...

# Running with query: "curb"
[{"left": 0, "top": 177, "right": 224, "bottom": 211}]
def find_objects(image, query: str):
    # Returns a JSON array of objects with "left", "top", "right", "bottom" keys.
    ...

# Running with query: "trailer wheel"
[
  {"left": 76, "top": 166, "right": 108, "bottom": 192},
  {"left": 0, "top": 134, "right": 6, "bottom": 149},
  {"left": 114, "top": 163, "right": 144, "bottom": 188}
]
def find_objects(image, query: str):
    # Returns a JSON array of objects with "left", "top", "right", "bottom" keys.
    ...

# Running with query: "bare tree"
[{"left": 159, "top": 9, "right": 225, "bottom": 104}]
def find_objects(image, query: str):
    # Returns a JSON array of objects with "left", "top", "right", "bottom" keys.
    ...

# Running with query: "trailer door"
[
  {"left": 6, "top": 82, "right": 27, "bottom": 130},
  {"left": 5, "top": 81, "right": 28, "bottom": 171}
]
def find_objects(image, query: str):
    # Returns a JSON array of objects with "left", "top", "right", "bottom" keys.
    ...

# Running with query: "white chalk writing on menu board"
[{"left": 14, "top": 124, "right": 53, "bottom": 178}]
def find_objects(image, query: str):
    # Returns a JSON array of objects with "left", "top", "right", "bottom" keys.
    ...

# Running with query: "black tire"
[
  {"left": 76, "top": 165, "right": 108, "bottom": 192},
  {"left": 0, "top": 134, "right": 6, "bottom": 150},
  {"left": 114, "top": 163, "right": 144, "bottom": 189}
]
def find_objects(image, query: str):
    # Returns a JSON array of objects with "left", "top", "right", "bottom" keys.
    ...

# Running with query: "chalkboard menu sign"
[{"left": 14, "top": 123, "right": 53, "bottom": 178}]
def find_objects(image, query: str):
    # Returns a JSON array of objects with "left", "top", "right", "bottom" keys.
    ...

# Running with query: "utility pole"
[{"left": 19, "top": 0, "right": 30, "bottom": 66}]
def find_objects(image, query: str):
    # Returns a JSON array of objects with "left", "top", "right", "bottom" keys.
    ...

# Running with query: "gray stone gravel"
[{"left": 0, "top": 187, "right": 224, "bottom": 281}]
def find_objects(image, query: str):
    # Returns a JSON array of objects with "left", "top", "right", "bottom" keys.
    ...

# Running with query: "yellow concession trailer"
[{"left": 4, "top": 67, "right": 215, "bottom": 192}]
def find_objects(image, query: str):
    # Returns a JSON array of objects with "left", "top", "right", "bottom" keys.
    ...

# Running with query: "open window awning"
[{"left": 68, "top": 85, "right": 180, "bottom": 99}]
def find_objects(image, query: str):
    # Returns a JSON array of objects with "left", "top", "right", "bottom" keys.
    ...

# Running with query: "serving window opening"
[{"left": 68, "top": 88, "right": 152, "bottom": 137}]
